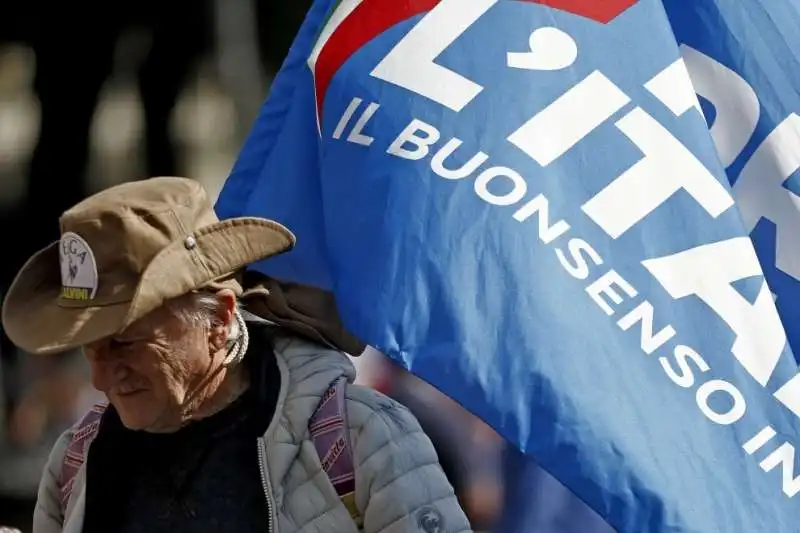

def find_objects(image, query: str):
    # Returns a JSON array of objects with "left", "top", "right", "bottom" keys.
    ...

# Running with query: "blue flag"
[{"left": 216, "top": 1, "right": 800, "bottom": 531}]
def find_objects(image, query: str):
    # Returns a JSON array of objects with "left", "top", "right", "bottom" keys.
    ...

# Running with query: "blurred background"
[{"left": 0, "top": 3, "right": 608, "bottom": 532}]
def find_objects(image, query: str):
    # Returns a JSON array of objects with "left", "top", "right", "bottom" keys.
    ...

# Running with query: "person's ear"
[{"left": 208, "top": 289, "right": 237, "bottom": 351}]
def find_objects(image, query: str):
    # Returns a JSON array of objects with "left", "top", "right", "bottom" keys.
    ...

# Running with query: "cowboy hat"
[{"left": 1, "top": 177, "right": 295, "bottom": 355}]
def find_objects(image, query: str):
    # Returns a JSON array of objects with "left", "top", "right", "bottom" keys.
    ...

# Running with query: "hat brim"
[
  {"left": 2, "top": 217, "right": 295, "bottom": 355},
  {"left": 2, "top": 243, "right": 131, "bottom": 355}
]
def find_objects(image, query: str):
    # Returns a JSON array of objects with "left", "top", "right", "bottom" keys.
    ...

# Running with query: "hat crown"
[
  {"left": 57, "top": 177, "right": 219, "bottom": 306},
  {"left": 2, "top": 175, "right": 295, "bottom": 355}
]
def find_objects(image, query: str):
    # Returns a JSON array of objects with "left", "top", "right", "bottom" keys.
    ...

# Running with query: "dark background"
[{"left": 0, "top": 1, "right": 312, "bottom": 529}]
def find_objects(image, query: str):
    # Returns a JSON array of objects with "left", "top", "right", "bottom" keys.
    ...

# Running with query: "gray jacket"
[{"left": 32, "top": 335, "right": 471, "bottom": 533}]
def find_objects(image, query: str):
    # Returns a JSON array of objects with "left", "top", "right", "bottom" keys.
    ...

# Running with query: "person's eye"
[{"left": 110, "top": 339, "right": 136, "bottom": 350}]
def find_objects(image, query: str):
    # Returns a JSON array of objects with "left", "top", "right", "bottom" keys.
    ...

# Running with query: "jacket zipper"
[{"left": 257, "top": 438, "right": 276, "bottom": 532}]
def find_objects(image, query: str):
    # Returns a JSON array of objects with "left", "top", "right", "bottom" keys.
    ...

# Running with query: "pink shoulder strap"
[
  {"left": 59, "top": 402, "right": 107, "bottom": 514},
  {"left": 309, "top": 377, "right": 362, "bottom": 528}
]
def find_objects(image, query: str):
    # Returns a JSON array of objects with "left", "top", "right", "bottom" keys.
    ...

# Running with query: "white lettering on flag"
[
  {"left": 642, "top": 237, "right": 786, "bottom": 388},
  {"left": 507, "top": 71, "right": 630, "bottom": 166},
  {"left": 371, "top": 0, "right": 496, "bottom": 111},
  {"left": 733, "top": 113, "right": 800, "bottom": 282},
  {"left": 582, "top": 107, "right": 734, "bottom": 238},
  {"left": 680, "top": 44, "right": 760, "bottom": 168}
]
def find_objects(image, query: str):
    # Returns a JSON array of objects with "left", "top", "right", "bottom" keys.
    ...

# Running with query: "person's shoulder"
[
  {"left": 36, "top": 425, "right": 73, "bottom": 513},
  {"left": 344, "top": 383, "right": 422, "bottom": 435},
  {"left": 49, "top": 402, "right": 108, "bottom": 481},
  {"left": 51, "top": 425, "right": 74, "bottom": 458}
]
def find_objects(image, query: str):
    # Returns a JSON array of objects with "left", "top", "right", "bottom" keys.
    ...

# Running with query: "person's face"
[{"left": 83, "top": 292, "right": 234, "bottom": 432}]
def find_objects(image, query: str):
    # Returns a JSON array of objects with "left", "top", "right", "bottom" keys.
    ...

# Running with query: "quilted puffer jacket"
[{"left": 31, "top": 333, "right": 472, "bottom": 533}]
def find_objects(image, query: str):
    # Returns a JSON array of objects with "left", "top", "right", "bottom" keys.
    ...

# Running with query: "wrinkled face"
[{"left": 83, "top": 292, "right": 233, "bottom": 432}]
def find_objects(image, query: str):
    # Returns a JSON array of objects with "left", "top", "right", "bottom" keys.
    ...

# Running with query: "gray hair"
[{"left": 166, "top": 292, "right": 243, "bottom": 346}]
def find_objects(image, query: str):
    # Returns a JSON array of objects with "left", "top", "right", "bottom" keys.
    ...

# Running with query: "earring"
[{"left": 221, "top": 310, "right": 249, "bottom": 367}]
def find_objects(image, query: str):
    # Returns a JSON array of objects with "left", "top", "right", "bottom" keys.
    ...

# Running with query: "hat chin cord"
[{"left": 221, "top": 309, "right": 249, "bottom": 368}]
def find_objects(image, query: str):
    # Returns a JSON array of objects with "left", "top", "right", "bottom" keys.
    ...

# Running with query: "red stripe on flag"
[
  {"left": 520, "top": 0, "right": 638, "bottom": 24},
  {"left": 314, "top": 0, "right": 440, "bottom": 121},
  {"left": 313, "top": 0, "right": 639, "bottom": 121}
]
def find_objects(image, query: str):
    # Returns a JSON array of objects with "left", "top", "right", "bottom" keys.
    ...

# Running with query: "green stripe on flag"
[{"left": 312, "top": 0, "right": 346, "bottom": 51}]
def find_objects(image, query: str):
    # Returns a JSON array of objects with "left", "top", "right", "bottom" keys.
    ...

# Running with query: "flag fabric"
[
  {"left": 497, "top": 447, "right": 614, "bottom": 533},
  {"left": 216, "top": 1, "right": 800, "bottom": 531}
]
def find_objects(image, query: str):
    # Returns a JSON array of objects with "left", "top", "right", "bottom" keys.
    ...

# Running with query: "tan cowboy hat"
[{"left": 2, "top": 177, "right": 295, "bottom": 355}]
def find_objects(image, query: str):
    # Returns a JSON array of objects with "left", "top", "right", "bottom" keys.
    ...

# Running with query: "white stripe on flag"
[{"left": 308, "top": 0, "right": 365, "bottom": 69}]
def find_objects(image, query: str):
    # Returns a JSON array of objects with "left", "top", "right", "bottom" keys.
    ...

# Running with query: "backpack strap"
[
  {"left": 59, "top": 402, "right": 107, "bottom": 515},
  {"left": 60, "top": 384, "right": 363, "bottom": 526},
  {"left": 309, "top": 377, "right": 363, "bottom": 529}
]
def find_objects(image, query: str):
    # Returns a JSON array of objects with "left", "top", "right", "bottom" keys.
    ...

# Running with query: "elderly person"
[{"left": 1, "top": 177, "right": 470, "bottom": 533}]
